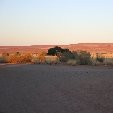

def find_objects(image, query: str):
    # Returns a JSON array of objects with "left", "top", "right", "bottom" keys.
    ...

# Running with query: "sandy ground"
[{"left": 0, "top": 64, "right": 113, "bottom": 113}]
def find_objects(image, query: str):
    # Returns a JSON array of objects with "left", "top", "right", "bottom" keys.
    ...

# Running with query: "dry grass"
[{"left": 67, "top": 59, "right": 77, "bottom": 66}]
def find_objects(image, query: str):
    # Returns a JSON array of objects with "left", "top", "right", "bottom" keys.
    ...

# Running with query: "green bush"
[
  {"left": 60, "top": 51, "right": 75, "bottom": 62},
  {"left": 47, "top": 46, "right": 69, "bottom": 56},
  {"left": 59, "top": 50, "right": 91, "bottom": 65}
]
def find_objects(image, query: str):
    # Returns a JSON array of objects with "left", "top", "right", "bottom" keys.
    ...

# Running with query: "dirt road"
[{"left": 0, "top": 64, "right": 113, "bottom": 113}]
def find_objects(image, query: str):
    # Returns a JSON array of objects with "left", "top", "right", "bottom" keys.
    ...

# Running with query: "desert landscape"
[
  {"left": 1, "top": 0, "right": 113, "bottom": 113},
  {"left": 0, "top": 64, "right": 113, "bottom": 113},
  {"left": 1, "top": 43, "right": 113, "bottom": 58},
  {"left": 1, "top": 43, "right": 113, "bottom": 53}
]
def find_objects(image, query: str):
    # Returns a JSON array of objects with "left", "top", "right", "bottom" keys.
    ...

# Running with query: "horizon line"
[{"left": 1, "top": 43, "right": 113, "bottom": 46}]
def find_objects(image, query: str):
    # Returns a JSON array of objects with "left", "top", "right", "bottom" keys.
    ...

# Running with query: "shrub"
[
  {"left": 2, "top": 53, "right": 9, "bottom": 57},
  {"left": 96, "top": 54, "right": 105, "bottom": 63},
  {"left": 67, "top": 59, "right": 77, "bottom": 66},
  {"left": 47, "top": 46, "right": 69, "bottom": 56},
  {"left": 45, "top": 56, "right": 59, "bottom": 64},
  {"left": 0, "top": 56, "right": 6, "bottom": 63},
  {"left": 72, "top": 51, "right": 79, "bottom": 59},
  {"left": 2, "top": 53, "right": 9, "bottom": 63},
  {"left": 60, "top": 51, "right": 75, "bottom": 62},
  {"left": 38, "top": 52, "right": 46, "bottom": 63},
  {"left": 45, "top": 59, "right": 52, "bottom": 64},
  {"left": 77, "top": 51, "right": 91, "bottom": 65},
  {"left": 90, "top": 57, "right": 96, "bottom": 65},
  {"left": 8, "top": 53, "right": 32, "bottom": 64},
  {"left": 22, "top": 53, "right": 32, "bottom": 63},
  {"left": 104, "top": 58, "right": 113, "bottom": 66},
  {"left": 31, "top": 57, "right": 40, "bottom": 64}
]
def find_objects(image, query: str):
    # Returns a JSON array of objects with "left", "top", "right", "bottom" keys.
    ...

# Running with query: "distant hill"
[{"left": 0, "top": 43, "right": 113, "bottom": 54}]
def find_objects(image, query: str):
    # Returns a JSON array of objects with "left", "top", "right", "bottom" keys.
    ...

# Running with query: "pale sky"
[{"left": 0, "top": 0, "right": 113, "bottom": 45}]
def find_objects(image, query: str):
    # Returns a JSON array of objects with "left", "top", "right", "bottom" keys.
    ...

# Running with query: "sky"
[{"left": 0, "top": 0, "right": 113, "bottom": 46}]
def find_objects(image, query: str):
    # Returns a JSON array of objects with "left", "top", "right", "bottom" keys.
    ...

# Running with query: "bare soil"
[{"left": 0, "top": 64, "right": 113, "bottom": 113}]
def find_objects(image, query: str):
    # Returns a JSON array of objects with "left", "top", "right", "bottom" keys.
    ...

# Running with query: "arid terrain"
[
  {"left": 0, "top": 64, "right": 113, "bottom": 113},
  {"left": 1, "top": 43, "right": 113, "bottom": 53},
  {"left": 1, "top": 43, "right": 113, "bottom": 58}
]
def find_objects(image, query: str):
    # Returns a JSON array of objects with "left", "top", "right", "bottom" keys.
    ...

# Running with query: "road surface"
[{"left": 0, "top": 64, "right": 113, "bottom": 113}]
